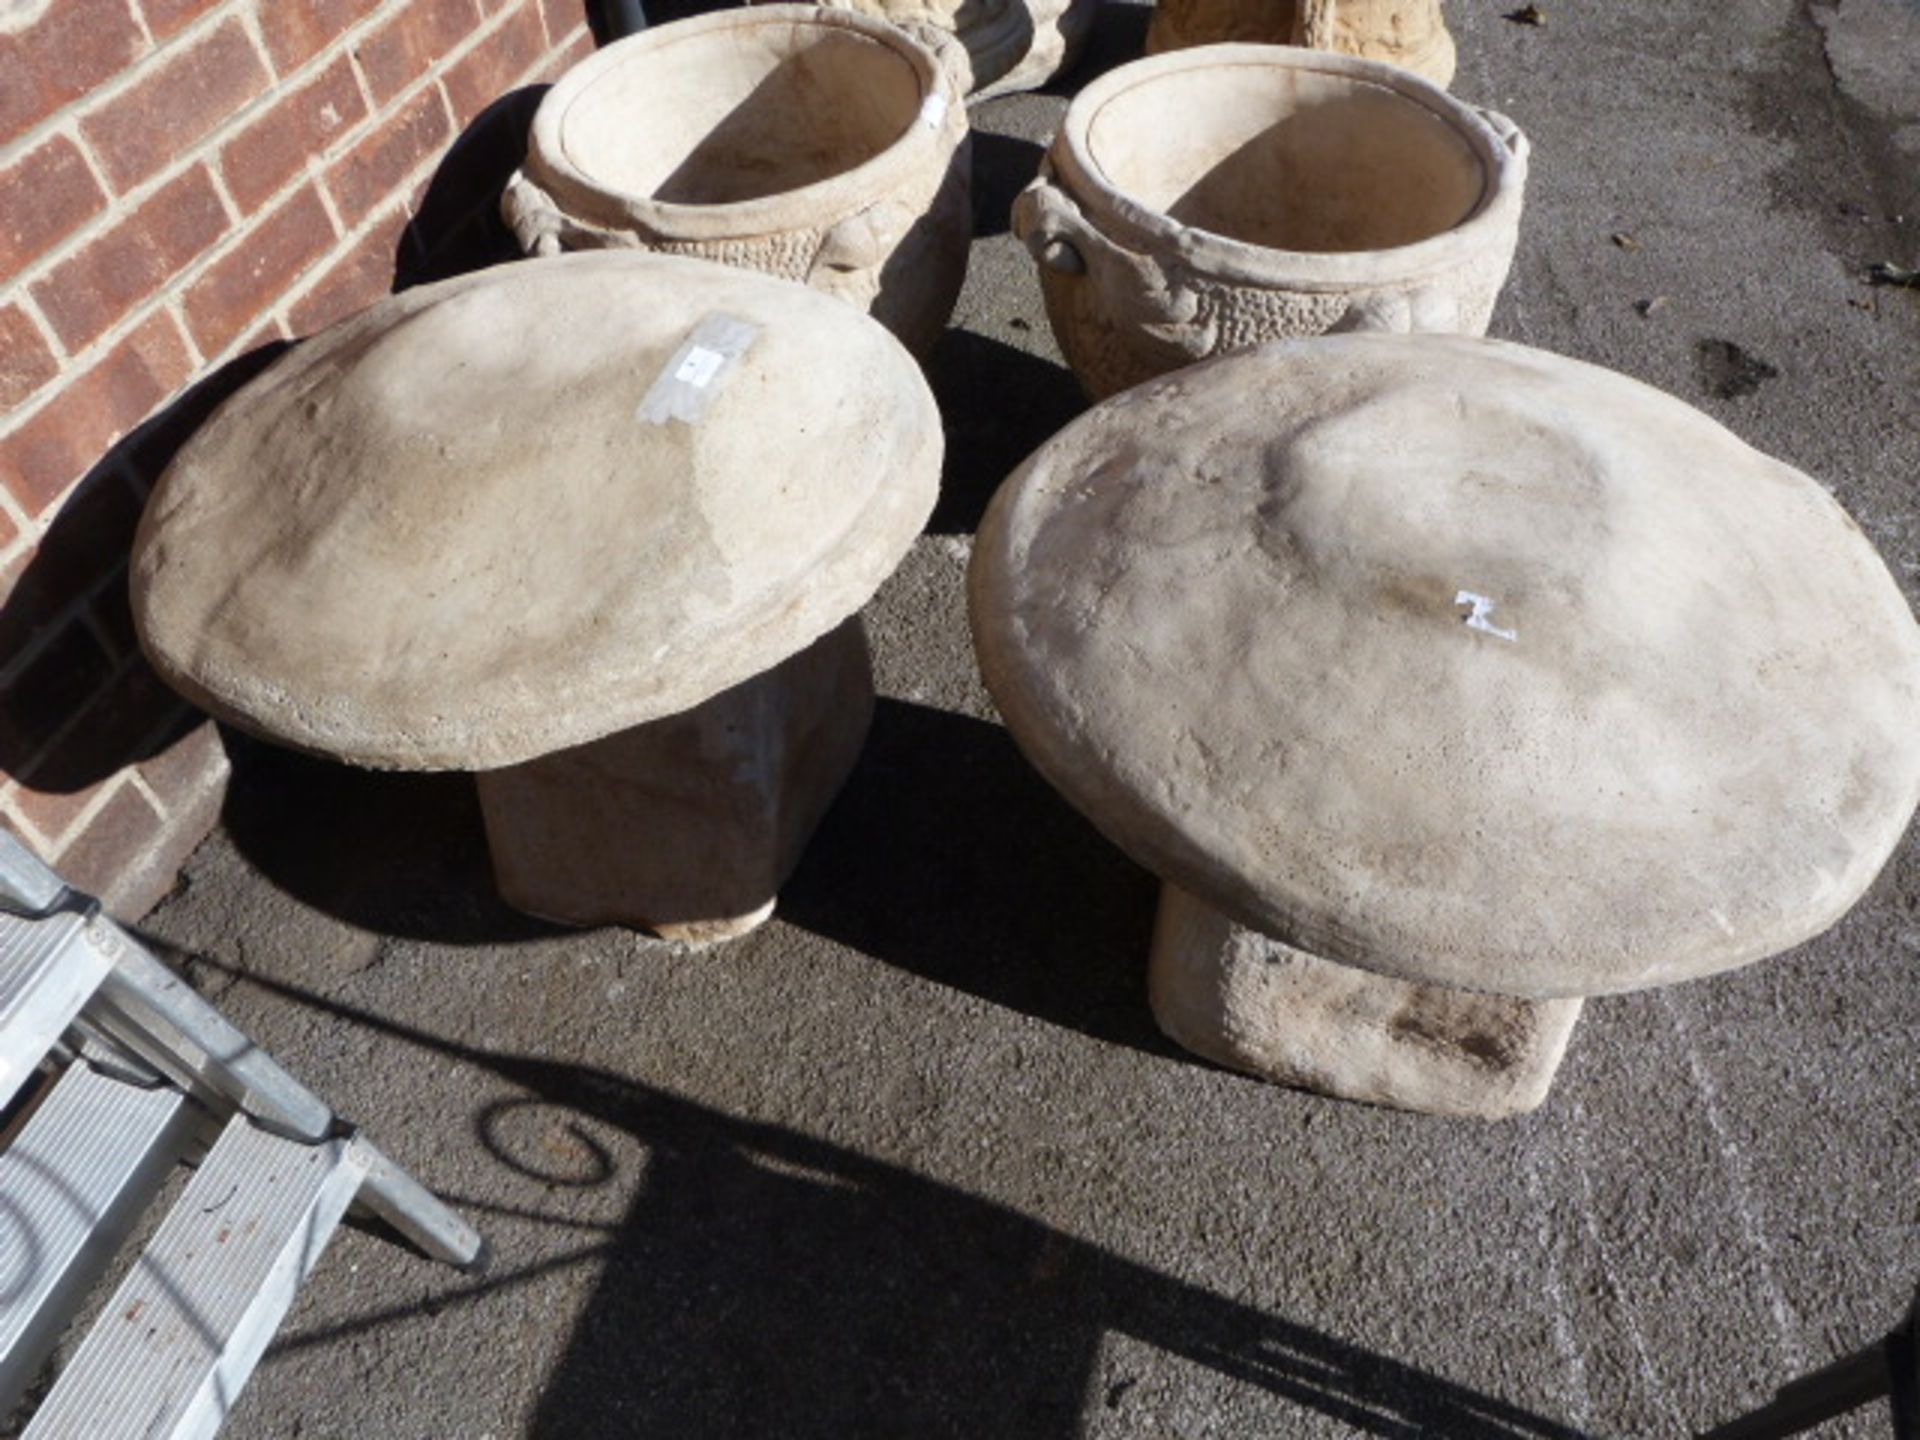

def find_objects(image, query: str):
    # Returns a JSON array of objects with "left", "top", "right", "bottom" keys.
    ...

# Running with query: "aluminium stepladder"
[{"left": 0, "top": 827, "right": 484, "bottom": 1439}]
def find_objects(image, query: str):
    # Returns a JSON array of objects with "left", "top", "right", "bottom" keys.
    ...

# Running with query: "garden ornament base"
[
  {"left": 969, "top": 335, "right": 1920, "bottom": 1117},
  {"left": 132, "top": 252, "right": 941, "bottom": 942}
]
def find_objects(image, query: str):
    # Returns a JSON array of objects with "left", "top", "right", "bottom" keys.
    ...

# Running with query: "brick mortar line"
[
  {"left": 0, "top": 0, "right": 508, "bottom": 171},
  {"left": 161, "top": 295, "right": 208, "bottom": 373},
  {"left": 126, "top": 0, "right": 158, "bottom": 50},
  {"left": 270, "top": 159, "right": 443, "bottom": 332},
  {"left": 0, "top": 548, "right": 136, "bottom": 688},
  {"left": 12, "top": 289, "right": 68, "bottom": 365},
  {"left": 0, "top": 703, "right": 205, "bottom": 858},
  {"left": 312, "top": 170, "right": 349, "bottom": 236},
  {"left": 0, "top": 0, "right": 251, "bottom": 171},
  {"left": 124, "top": 768, "right": 167, "bottom": 822},
  {"left": 1, "top": 0, "right": 448, "bottom": 267},
  {"left": 199, "top": 0, "right": 557, "bottom": 359},
  {"left": 0, "top": 0, "right": 546, "bottom": 458},
  {"left": 44, "top": 775, "right": 129, "bottom": 860},
  {"left": 0, "top": 641, "right": 144, "bottom": 800},
  {"left": 0, "top": 788, "right": 60, "bottom": 855},
  {"left": 0, "top": 483, "right": 29, "bottom": 536},
  {"left": 204, "top": 162, "right": 246, "bottom": 229},
  {"left": 270, "top": 28, "right": 576, "bottom": 332}
]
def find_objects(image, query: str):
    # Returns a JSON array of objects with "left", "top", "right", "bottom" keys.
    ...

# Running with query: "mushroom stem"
[
  {"left": 1147, "top": 885, "right": 1583, "bottom": 1119},
  {"left": 475, "top": 618, "right": 875, "bottom": 943}
]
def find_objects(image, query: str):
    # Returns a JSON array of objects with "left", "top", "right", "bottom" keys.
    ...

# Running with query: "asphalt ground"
[{"left": 103, "top": 0, "right": 1920, "bottom": 1434}]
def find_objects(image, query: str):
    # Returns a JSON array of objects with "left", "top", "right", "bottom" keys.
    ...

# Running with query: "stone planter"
[
  {"left": 1146, "top": 0, "right": 1456, "bottom": 88},
  {"left": 1012, "top": 46, "right": 1527, "bottom": 398},
  {"left": 503, "top": 6, "right": 972, "bottom": 355}
]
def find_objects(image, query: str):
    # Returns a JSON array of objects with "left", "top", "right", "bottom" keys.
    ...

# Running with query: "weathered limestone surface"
[
  {"left": 1146, "top": 0, "right": 1457, "bottom": 88},
  {"left": 797, "top": 0, "right": 1097, "bottom": 98},
  {"left": 1013, "top": 48, "right": 1525, "bottom": 398},
  {"left": 970, "top": 0, "right": 1099, "bottom": 98},
  {"left": 479, "top": 620, "right": 875, "bottom": 941},
  {"left": 782, "top": 0, "right": 1030, "bottom": 95},
  {"left": 1150, "top": 885, "right": 1583, "bottom": 1118},
  {"left": 133, "top": 251, "right": 942, "bottom": 772},
  {"left": 970, "top": 334, "right": 1920, "bottom": 1108},
  {"left": 503, "top": 6, "right": 972, "bottom": 354}
]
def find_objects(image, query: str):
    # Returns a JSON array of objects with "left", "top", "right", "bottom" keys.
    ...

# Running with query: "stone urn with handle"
[
  {"left": 1013, "top": 46, "right": 1527, "bottom": 399},
  {"left": 502, "top": 6, "right": 972, "bottom": 356}
]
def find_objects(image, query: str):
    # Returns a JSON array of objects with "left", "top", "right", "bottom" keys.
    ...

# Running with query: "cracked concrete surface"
[{"left": 73, "top": 0, "right": 1920, "bottom": 1435}]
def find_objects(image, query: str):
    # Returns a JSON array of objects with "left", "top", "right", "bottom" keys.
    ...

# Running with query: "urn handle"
[
  {"left": 1011, "top": 173, "right": 1093, "bottom": 276},
  {"left": 501, "top": 170, "right": 565, "bottom": 257},
  {"left": 1474, "top": 105, "right": 1531, "bottom": 163}
]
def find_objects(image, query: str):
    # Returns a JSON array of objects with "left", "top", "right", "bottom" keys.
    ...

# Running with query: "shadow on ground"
[
  {"left": 971, "top": 130, "right": 1048, "bottom": 238},
  {"left": 216, "top": 731, "right": 561, "bottom": 946},
  {"left": 924, "top": 332, "right": 1085, "bottom": 534},
  {"left": 782, "top": 699, "right": 1167, "bottom": 1055},
  {"left": 221, "top": 967, "right": 1589, "bottom": 1440}
]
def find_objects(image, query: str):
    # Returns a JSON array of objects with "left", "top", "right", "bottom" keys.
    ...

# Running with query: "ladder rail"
[
  {"left": 0, "top": 1063, "right": 203, "bottom": 1418},
  {"left": 0, "top": 826, "right": 484, "bottom": 1437},
  {"left": 22, "top": 1117, "right": 366, "bottom": 1440}
]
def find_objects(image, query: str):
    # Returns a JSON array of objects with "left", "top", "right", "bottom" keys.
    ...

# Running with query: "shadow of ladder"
[
  {"left": 0, "top": 829, "right": 483, "bottom": 1439},
  {"left": 1698, "top": 1287, "right": 1917, "bottom": 1439}
]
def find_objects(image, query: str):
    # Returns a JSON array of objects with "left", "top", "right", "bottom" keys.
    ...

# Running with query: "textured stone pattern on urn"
[
  {"left": 1013, "top": 49, "right": 1527, "bottom": 399},
  {"left": 502, "top": 6, "right": 973, "bottom": 355},
  {"left": 1145, "top": 0, "right": 1458, "bottom": 88}
]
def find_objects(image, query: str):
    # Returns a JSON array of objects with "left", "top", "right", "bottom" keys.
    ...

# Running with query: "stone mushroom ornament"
[
  {"left": 968, "top": 334, "right": 1920, "bottom": 1117},
  {"left": 133, "top": 251, "right": 943, "bottom": 943}
]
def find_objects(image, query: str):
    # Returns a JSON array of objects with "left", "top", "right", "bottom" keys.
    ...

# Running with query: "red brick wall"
[{"left": 0, "top": 0, "right": 593, "bottom": 917}]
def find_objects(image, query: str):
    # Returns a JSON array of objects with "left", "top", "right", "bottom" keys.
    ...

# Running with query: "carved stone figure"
[
  {"left": 133, "top": 252, "right": 942, "bottom": 941},
  {"left": 1013, "top": 48, "right": 1526, "bottom": 399},
  {"left": 756, "top": 0, "right": 1094, "bottom": 97},
  {"left": 503, "top": 6, "right": 972, "bottom": 356},
  {"left": 976, "top": 0, "right": 1100, "bottom": 96},
  {"left": 1146, "top": 0, "right": 1457, "bottom": 87},
  {"left": 968, "top": 334, "right": 1920, "bottom": 1117}
]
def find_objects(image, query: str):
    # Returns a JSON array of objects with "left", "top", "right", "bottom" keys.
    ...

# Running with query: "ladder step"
[
  {"left": 0, "top": 914, "right": 115, "bottom": 1113},
  {"left": 0, "top": 1063, "right": 197, "bottom": 1416},
  {"left": 25, "top": 1116, "right": 366, "bottom": 1440}
]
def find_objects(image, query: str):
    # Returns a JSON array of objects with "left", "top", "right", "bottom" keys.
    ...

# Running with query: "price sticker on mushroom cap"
[
  {"left": 674, "top": 346, "right": 728, "bottom": 388},
  {"left": 1455, "top": 589, "right": 1517, "bottom": 642},
  {"left": 638, "top": 313, "right": 761, "bottom": 425}
]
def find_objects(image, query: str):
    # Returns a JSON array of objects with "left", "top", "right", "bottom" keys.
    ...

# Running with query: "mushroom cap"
[
  {"left": 969, "top": 334, "right": 1920, "bottom": 999},
  {"left": 133, "top": 251, "right": 941, "bottom": 771}
]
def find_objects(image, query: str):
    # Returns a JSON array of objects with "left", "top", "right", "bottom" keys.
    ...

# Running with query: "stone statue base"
[
  {"left": 1149, "top": 885, "right": 1583, "bottom": 1119},
  {"left": 477, "top": 619, "right": 873, "bottom": 943}
]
